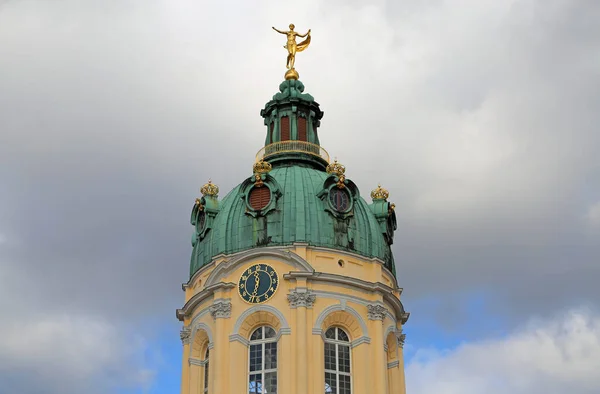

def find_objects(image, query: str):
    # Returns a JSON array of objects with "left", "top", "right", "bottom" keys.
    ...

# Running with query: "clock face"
[{"left": 238, "top": 264, "right": 279, "bottom": 304}]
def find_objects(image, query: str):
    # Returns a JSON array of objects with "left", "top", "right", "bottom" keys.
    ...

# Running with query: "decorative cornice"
[
  {"left": 176, "top": 282, "right": 236, "bottom": 321},
  {"left": 180, "top": 326, "right": 191, "bottom": 345},
  {"left": 185, "top": 245, "right": 401, "bottom": 294},
  {"left": 287, "top": 289, "right": 316, "bottom": 308},
  {"left": 367, "top": 304, "right": 388, "bottom": 321},
  {"left": 284, "top": 271, "right": 408, "bottom": 324},
  {"left": 204, "top": 248, "right": 313, "bottom": 288},
  {"left": 209, "top": 300, "right": 232, "bottom": 319},
  {"left": 396, "top": 327, "right": 406, "bottom": 348}
]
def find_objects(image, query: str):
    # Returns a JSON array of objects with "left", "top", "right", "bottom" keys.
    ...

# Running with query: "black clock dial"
[{"left": 238, "top": 264, "right": 279, "bottom": 304}]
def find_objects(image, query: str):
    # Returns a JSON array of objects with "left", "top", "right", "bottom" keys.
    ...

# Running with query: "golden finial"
[
  {"left": 371, "top": 184, "right": 389, "bottom": 200},
  {"left": 272, "top": 24, "right": 311, "bottom": 80},
  {"left": 200, "top": 179, "right": 219, "bottom": 197},
  {"left": 326, "top": 159, "right": 346, "bottom": 176}
]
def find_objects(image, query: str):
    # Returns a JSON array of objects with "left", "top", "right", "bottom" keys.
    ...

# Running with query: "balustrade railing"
[{"left": 255, "top": 141, "right": 330, "bottom": 163}]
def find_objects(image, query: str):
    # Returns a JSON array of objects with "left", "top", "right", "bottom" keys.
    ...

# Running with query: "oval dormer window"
[
  {"left": 329, "top": 188, "right": 350, "bottom": 212},
  {"left": 249, "top": 186, "right": 271, "bottom": 210}
]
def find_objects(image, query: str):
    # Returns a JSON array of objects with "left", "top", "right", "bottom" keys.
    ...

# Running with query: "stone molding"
[
  {"left": 367, "top": 304, "right": 388, "bottom": 321},
  {"left": 350, "top": 336, "right": 371, "bottom": 348},
  {"left": 232, "top": 304, "right": 290, "bottom": 334},
  {"left": 387, "top": 360, "right": 400, "bottom": 369},
  {"left": 209, "top": 300, "right": 232, "bottom": 319},
  {"left": 313, "top": 303, "right": 368, "bottom": 338},
  {"left": 287, "top": 289, "right": 316, "bottom": 308},
  {"left": 189, "top": 357, "right": 208, "bottom": 367},
  {"left": 180, "top": 326, "right": 191, "bottom": 345},
  {"left": 229, "top": 327, "right": 292, "bottom": 348},
  {"left": 192, "top": 322, "right": 214, "bottom": 344}
]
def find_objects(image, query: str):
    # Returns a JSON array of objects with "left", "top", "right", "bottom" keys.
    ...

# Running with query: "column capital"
[
  {"left": 367, "top": 304, "right": 388, "bottom": 321},
  {"left": 180, "top": 326, "right": 191, "bottom": 345},
  {"left": 396, "top": 327, "right": 406, "bottom": 348},
  {"left": 210, "top": 300, "right": 232, "bottom": 319},
  {"left": 287, "top": 289, "right": 316, "bottom": 308}
]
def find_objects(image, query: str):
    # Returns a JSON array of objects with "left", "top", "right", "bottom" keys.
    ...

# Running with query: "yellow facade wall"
[{"left": 178, "top": 244, "right": 408, "bottom": 394}]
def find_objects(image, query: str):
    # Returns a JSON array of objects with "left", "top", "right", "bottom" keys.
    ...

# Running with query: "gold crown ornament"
[
  {"left": 326, "top": 159, "right": 346, "bottom": 176},
  {"left": 253, "top": 160, "right": 272, "bottom": 174},
  {"left": 370, "top": 184, "right": 389, "bottom": 200},
  {"left": 200, "top": 179, "right": 219, "bottom": 197}
]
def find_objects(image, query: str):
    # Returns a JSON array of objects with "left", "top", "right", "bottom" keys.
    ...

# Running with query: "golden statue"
[{"left": 272, "top": 24, "right": 311, "bottom": 80}]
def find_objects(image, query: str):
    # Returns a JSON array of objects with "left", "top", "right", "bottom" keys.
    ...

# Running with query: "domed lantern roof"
[{"left": 189, "top": 80, "right": 398, "bottom": 278}]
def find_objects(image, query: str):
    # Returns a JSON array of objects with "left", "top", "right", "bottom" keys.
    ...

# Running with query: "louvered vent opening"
[
  {"left": 280, "top": 116, "right": 290, "bottom": 141},
  {"left": 298, "top": 117, "right": 307, "bottom": 141},
  {"left": 249, "top": 187, "right": 271, "bottom": 210}
]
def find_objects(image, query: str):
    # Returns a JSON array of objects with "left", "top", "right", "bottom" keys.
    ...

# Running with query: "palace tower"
[{"left": 177, "top": 58, "right": 409, "bottom": 394}]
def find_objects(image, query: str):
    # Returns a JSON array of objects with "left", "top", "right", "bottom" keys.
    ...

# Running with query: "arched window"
[
  {"left": 203, "top": 348, "right": 210, "bottom": 394},
  {"left": 249, "top": 326, "right": 278, "bottom": 393},
  {"left": 324, "top": 327, "right": 351, "bottom": 394}
]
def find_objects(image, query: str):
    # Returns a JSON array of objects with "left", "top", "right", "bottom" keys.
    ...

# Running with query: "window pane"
[
  {"left": 250, "top": 344, "right": 262, "bottom": 372},
  {"left": 337, "top": 329, "right": 349, "bottom": 342},
  {"left": 325, "top": 372, "right": 337, "bottom": 394},
  {"left": 265, "top": 342, "right": 277, "bottom": 370},
  {"left": 324, "top": 343, "right": 336, "bottom": 371},
  {"left": 265, "top": 371, "right": 277, "bottom": 394},
  {"left": 249, "top": 374, "right": 262, "bottom": 394},
  {"left": 325, "top": 328, "right": 336, "bottom": 339},
  {"left": 204, "top": 361, "right": 209, "bottom": 390},
  {"left": 251, "top": 328, "right": 263, "bottom": 341},
  {"left": 339, "top": 374, "right": 351, "bottom": 394},
  {"left": 264, "top": 327, "right": 276, "bottom": 339},
  {"left": 339, "top": 345, "right": 350, "bottom": 373}
]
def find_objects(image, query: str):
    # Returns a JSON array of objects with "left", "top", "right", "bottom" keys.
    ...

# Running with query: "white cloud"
[{"left": 407, "top": 308, "right": 600, "bottom": 394}]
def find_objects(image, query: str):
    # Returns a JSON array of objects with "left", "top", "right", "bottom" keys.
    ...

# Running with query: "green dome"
[
  {"left": 190, "top": 163, "right": 397, "bottom": 278},
  {"left": 189, "top": 80, "right": 398, "bottom": 278}
]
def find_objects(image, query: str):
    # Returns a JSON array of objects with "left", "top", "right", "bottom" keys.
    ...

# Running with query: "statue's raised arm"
[
  {"left": 297, "top": 29, "right": 311, "bottom": 38},
  {"left": 272, "top": 26, "right": 287, "bottom": 35}
]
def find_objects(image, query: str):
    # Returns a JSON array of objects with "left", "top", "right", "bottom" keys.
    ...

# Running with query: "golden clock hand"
[{"left": 252, "top": 272, "right": 261, "bottom": 296}]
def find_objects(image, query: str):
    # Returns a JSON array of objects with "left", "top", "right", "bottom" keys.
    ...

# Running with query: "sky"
[{"left": 1, "top": 0, "right": 599, "bottom": 393}]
